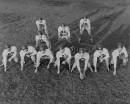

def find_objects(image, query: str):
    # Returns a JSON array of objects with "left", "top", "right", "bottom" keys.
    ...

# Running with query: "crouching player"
[
  {"left": 58, "top": 24, "right": 71, "bottom": 43},
  {"left": 1, "top": 44, "right": 18, "bottom": 72},
  {"left": 35, "top": 45, "right": 54, "bottom": 73},
  {"left": 35, "top": 31, "right": 51, "bottom": 49},
  {"left": 111, "top": 43, "right": 128, "bottom": 75},
  {"left": 93, "top": 44, "right": 110, "bottom": 72},
  {"left": 80, "top": 17, "right": 91, "bottom": 35},
  {"left": 55, "top": 45, "right": 71, "bottom": 74},
  {"left": 71, "top": 48, "right": 92, "bottom": 79},
  {"left": 36, "top": 17, "right": 48, "bottom": 37},
  {"left": 20, "top": 45, "right": 37, "bottom": 71}
]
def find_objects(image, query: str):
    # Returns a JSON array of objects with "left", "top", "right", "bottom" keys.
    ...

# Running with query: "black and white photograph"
[{"left": 0, "top": 0, "right": 129, "bottom": 103}]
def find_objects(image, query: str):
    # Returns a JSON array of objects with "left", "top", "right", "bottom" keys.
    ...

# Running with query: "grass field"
[{"left": 0, "top": 0, "right": 130, "bottom": 104}]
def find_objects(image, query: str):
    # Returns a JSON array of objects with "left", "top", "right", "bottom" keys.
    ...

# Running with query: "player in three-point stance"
[
  {"left": 71, "top": 48, "right": 92, "bottom": 79},
  {"left": 93, "top": 44, "right": 110, "bottom": 72},
  {"left": 111, "top": 43, "right": 128, "bottom": 75},
  {"left": 1, "top": 44, "right": 18, "bottom": 72},
  {"left": 35, "top": 31, "right": 51, "bottom": 49},
  {"left": 36, "top": 17, "right": 48, "bottom": 38},
  {"left": 58, "top": 24, "right": 71, "bottom": 43},
  {"left": 79, "top": 17, "right": 93, "bottom": 42},
  {"left": 54, "top": 45, "right": 71, "bottom": 74},
  {"left": 20, "top": 45, "right": 37, "bottom": 71},
  {"left": 35, "top": 45, "right": 54, "bottom": 73}
]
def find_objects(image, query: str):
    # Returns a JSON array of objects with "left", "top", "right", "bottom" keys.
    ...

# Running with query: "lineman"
[
  {"left": 58, "top": 24, "right": 71, "bottom": 43},
  {"left": 79, "top": 17, "right": 92, "bottom": 43},
  {"left": 111, "top": 43, "right": 128, "bottom": 75},
  {"left": 55, "top": 45, "right": 71, "bottom": 74},
  {"left": 93, "top": 44, "right": 110, "bottom": 72},
  {"left": 71, "top": 48, "right": 92, "bottom": 79},
  {"left": 35, "top": 45, "right": 54, "bottom": 73},
  {"left": 36, "top": 17, "right": 48, "bottom": 38},
  {"left": 20, "top": 45, "right": 37, "bottom": 71},
  {"left": 80, "top": 16, "right": 91, "bottom": 35},
  {"left": 35, "top": 31, "right": 51, "bottom": 49},
  {"left": 1, "top": 44, "right": 18, "bottom": 72}
]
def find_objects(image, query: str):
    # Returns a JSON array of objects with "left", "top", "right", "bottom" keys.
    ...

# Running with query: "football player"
[
  {"left": 55, "top": 45, "right": 71, "bottom": 74},
  {"left": 1, "top": 44, "right": 18, "bottom": 72},
  {"left": 93, "top": 44, "right": 110, "bottom": 72},
  {"left": 111, "top": 43, "right": 128, "bottom": 75},
  {"left": 20, "top": 45, "right": 37, "bottom": 71},
  {"left": 35, "top": 45, "right": 54, "bottom": 73}
]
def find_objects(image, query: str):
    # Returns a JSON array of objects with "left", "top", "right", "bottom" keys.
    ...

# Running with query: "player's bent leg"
[
  {"left": 122, "top": 57, "right": 128, "bottom": 66},
  {"left": 14, "top": 56, "right": 18, "bottom": 63},
  {"left": 105, "top": 58, "right": 110, "bottom": 71},
  {"left": 31, "top": 56, "right": 36, "bottom": 66},
  {"left": 56, "top": 58, "right": 60, "bottom": 74},
  {"left": 113, "top": 56, "right": 117, "bottom": 75},
  {"left": 88, "top": 62, "right": 93, "bottom": 72},
  {"left": 66, "top": 59, "right": 71, "bottom": 70},
  {"left": 3, "top": 58, "right": 7, "bottom": 72},
  {"left": 71, "top": 62, "right": 77, "bottom": 72},
  {"left": 83, "top": 60, "right": 89, "bottom": 75}
]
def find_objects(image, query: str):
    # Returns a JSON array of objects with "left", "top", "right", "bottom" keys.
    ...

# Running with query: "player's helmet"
[
  {"left": 38, "top": 31, "right": 42, "bottom": 35},
  {"left": 62, "top": 23, "right": 66, "bottom": 27},
  {"left": 5, "top": 44, "right": 11, "bottom": 49},
  {"left": 97, "top": 44, "right": 103, "bottom": 50},
  {"left": 117, "top": 43, "right": 123, "bottom": 48},
  {"left": 39, "top": 17, "right": 43, "bottom": 20},
  {"left": 79, "top": 48, "right": 85, "bottom": 53},
  {"left": 22, "top": 45, "right": 28, "bottom": 50}
]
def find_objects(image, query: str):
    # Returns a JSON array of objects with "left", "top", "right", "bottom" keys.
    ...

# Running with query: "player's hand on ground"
[
  {"left": 8, "top": 58, "right": 12, "bottom": 62},
  {"left": 94, "top": 68, "right": 97, "bottom": 72},
  {"left": 113, "top": 70, "right": 116, "bottom": 76},
  {"left": 62, "top": 61, "right": 66, "bottom": 64},
  {"left": 80, "top": 74, "right": 84, "bottom": 80}
]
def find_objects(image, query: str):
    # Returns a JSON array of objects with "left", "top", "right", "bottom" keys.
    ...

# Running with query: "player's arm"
[
  {"left": 87, "top": 19, "right": 91, "bottom": 31},
  {"left": 9, "top": 48, "right": 17, "bottom": 61},
  {"left": 75, "top": 56, "right": 82, "bottom": 74},
  {"left": 20, "top": 50, "right": 26, "bottom": 70},
  {"left": 67, "top": 27, "right": 71, "bottom": 38},
  {"left": 64, "top": 49, "right": 71, "bottom": 62},
  {"left": 35, "top": 52, "right": 41, "bottom": 69},
  {"left": 103, "top": 49, "right": 110, "bottom": 60},
  {"left": 35, "top": 36, "right": 39, "bottom": 46},
  {"left": 58, "top": 27, "right": 61, "bottom": 39},
  {"left": 2, "top": 50, "right": 8, "bottom": 70},
  {"left": 80, "top": 19, "right": 83, "bottom": 30},
  {"left": 93, "top": 52, "right": 98, "bottom": 70},
  {"left": 123, "top": 47, "right": 128, "bottom": 59},
  {"left": 84, "top": 54, "right": 89, "bottom": 71},
  {"left": 36, "top": 21, "right": 40, "bottom": 30},
  {"left": 47, "top": 50, "right": 54, "bottom": 69},
  {"left": 31, "top": 48, "right": 37, "bottom": 56}
]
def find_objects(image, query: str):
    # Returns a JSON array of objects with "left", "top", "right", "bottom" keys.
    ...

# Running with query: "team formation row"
[
  {"left": 1, "top": 43, "right": 128, "bottom": 79},
  {"left": 1, "top": 17, "right": 128, "bottom": 79}
]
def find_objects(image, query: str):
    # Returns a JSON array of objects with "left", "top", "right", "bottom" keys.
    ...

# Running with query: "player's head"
[
  {"left": 117, "top": 43, "right": 123, "bottom": 48},
  {"left": 58, "top": 44, "right": 65, "bottom": 52},
  {"left": 97, "top": 44, "right": 103, "bottom": 50},
  {"left": 5, "top": 44, "right": 11, "bottom": 50},
  {"left": 117, "top": 43, "right": 123, "bottom": 52},
  {"left": 58, "top": 45, "right": 63, "bottom": 50},
  {"left": 39, "top": 44, "right": 47, "bottom": 51},
  {"left": 84, "top": 16, "right": 88, "bottom": 19},
  {"left": 39, "top": 17, "right": 43, "bottom": 21},
  {"left": 38, "top": 31, "right": 42, "bottom": 35},
  {"left": 21, "top": 45, "right": 28, "bottom": 51},
  {"left": 79, "top": 48, "right": 85, "bottom": 53},
  {"left": 62, "top": 23, "right": 66, "bottom": 27}
]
